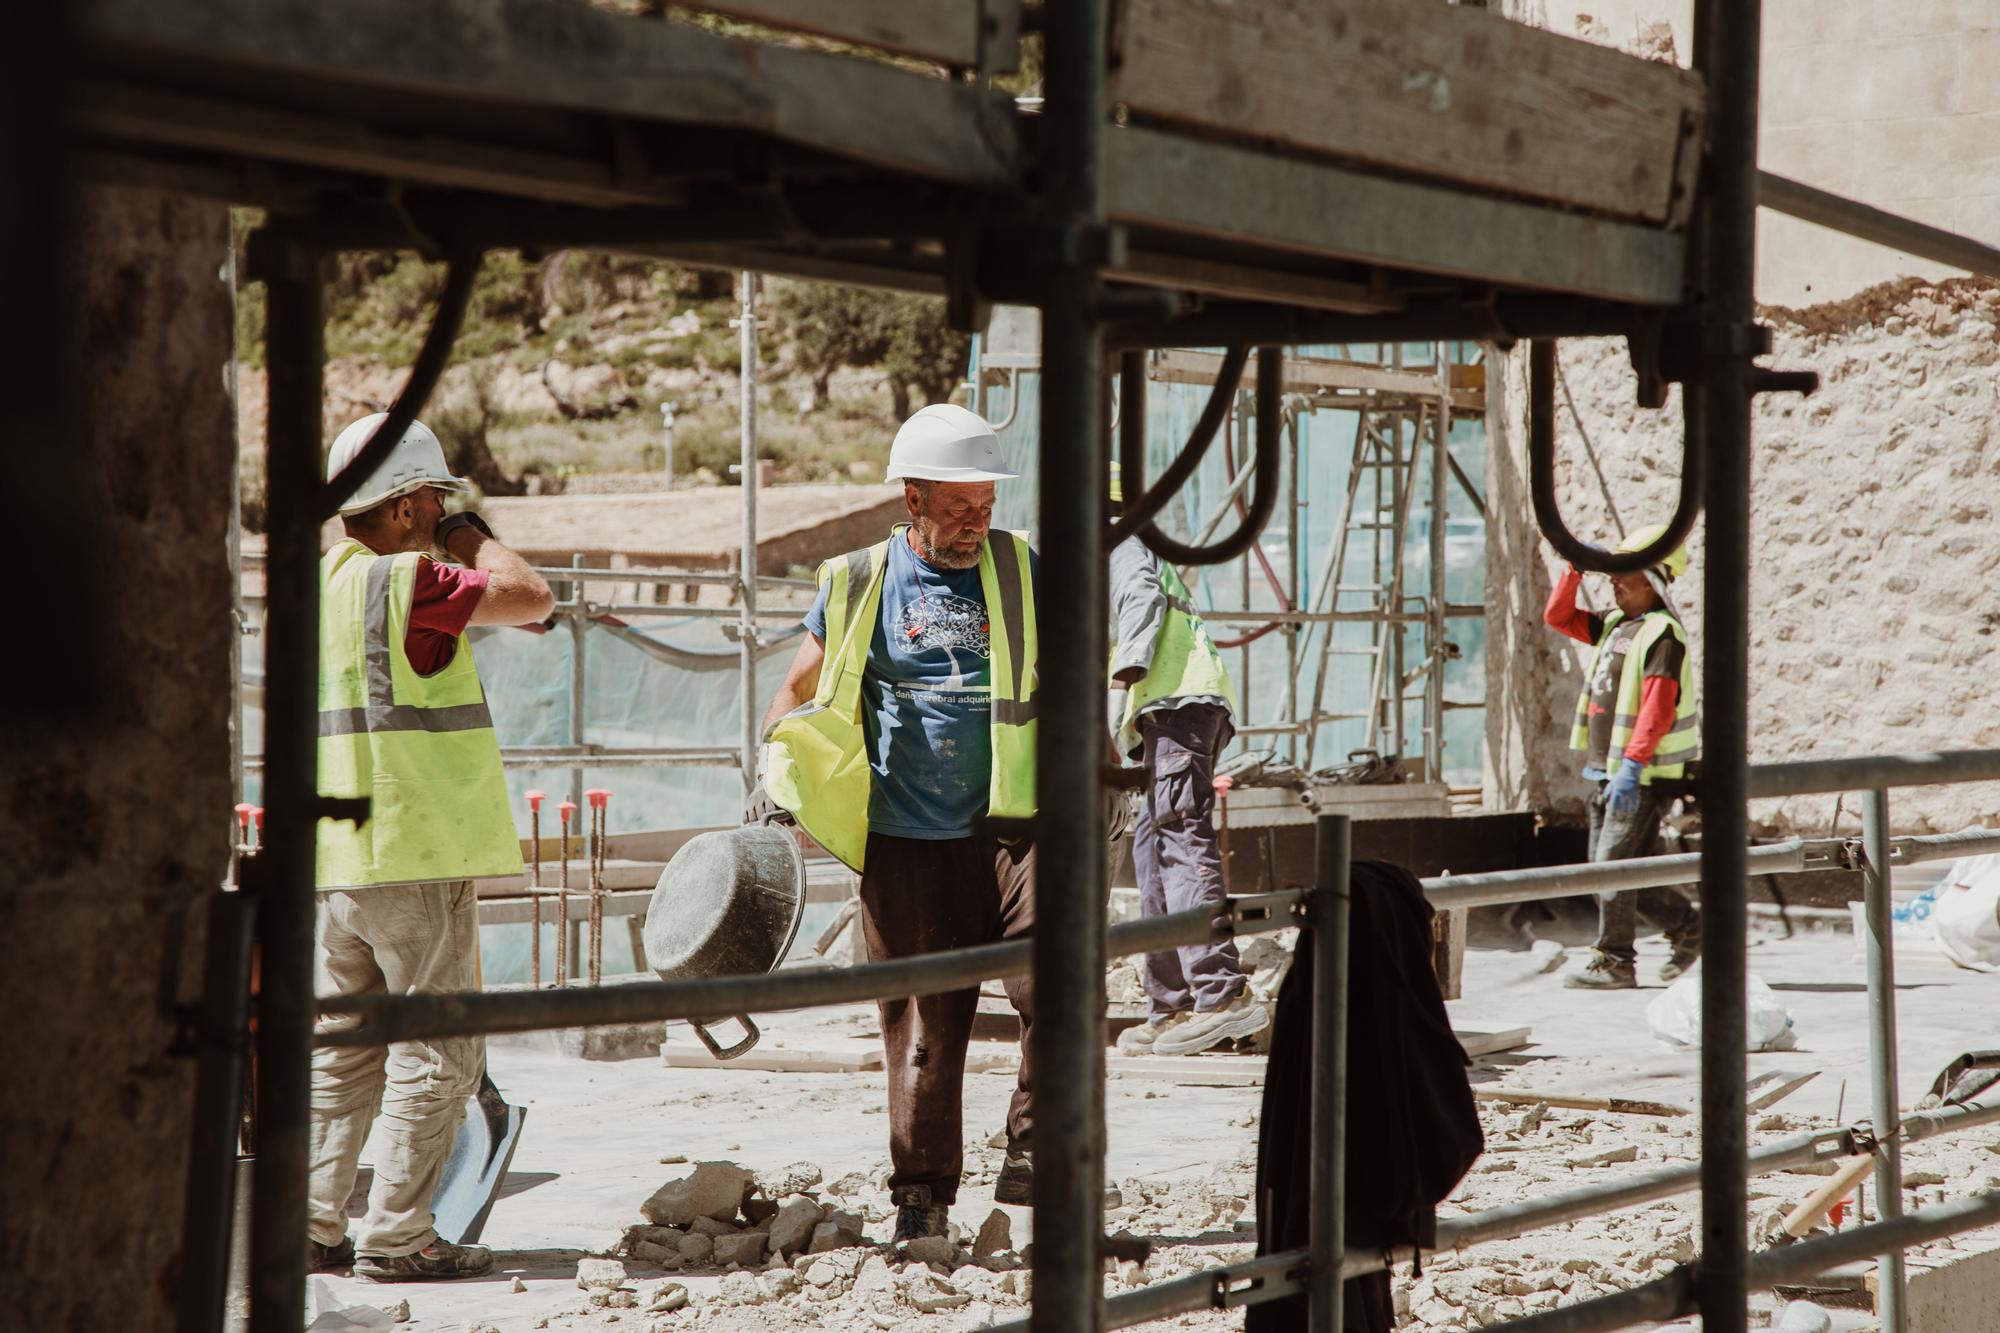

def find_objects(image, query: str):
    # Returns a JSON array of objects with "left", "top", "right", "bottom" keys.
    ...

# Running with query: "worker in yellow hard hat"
[{"left": 1543, "top": 524, "right": 1701, "bottom": 990}]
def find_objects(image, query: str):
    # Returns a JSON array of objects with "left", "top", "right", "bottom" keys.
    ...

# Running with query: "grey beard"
[{"left": 912, "top": 521, "right": 980, "bottom": 569}]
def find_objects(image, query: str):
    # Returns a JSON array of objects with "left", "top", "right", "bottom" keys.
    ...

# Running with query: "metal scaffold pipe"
[
  {"left": 1862, "top": 789, "right": 1908, "bottom": 1333},
  {"left": 1034, "top": 0, "right": 1112, "bottom": 1328}
]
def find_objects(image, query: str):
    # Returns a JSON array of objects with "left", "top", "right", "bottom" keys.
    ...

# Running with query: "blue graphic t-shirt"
[{"left": 804, "top": 536, "right": 1002, "bottom": 839}]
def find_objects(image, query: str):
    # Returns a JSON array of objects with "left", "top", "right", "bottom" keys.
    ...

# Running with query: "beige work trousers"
[{"left": 308, "top": 880, "right": 485, "bottom": 1258}]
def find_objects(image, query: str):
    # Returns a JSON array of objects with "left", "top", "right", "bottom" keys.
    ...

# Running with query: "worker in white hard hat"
[
  {"left": 761, "top": 402, "right": 1039, "bottom": 1243},
  {"left": 1543, "top": 523, "right": 1701, "bottom": 990},
  {"left": 308, "top": 414, "right": 553, "bottom": 1281}
]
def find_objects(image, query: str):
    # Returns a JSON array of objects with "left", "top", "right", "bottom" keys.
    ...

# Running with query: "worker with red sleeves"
[{"left": 1543, "top": 524, "right": 1701, "bottom": 990}]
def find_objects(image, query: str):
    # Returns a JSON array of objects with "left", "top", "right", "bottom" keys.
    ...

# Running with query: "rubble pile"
[{"left": 1104, "top": 927, "right": 1296, "bottom": 1011}]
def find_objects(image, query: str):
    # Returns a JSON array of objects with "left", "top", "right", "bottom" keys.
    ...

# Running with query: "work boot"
[
  {"left": 354, "top": 1238, "right": 495, "bottom": 1282},
  {"left": 993, "top": 1144, "right": 1033, "bottom": 1206},
  {"left": 309, "top": 1236, "right": 354, "bottom": 1272},
  {"left": 1563, "top": 954, "right": 1637, "bottom": 990},
  {"left": 891, "top": 1185, "right": 950, "bottom": 1243},
  {"left": 1114, "top": 1011, "right": 1191, "bottom": 1054},
  {"left": 1660, "top": 939, "right": 1700, "bottom": 983},
  {"left": 1154, "top": 994, "right": 1270, "bottom": 1056}
]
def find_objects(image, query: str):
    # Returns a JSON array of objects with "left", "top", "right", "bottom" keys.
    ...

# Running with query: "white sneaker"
[
  {"left": 1115, "top": 1012, "right": 1191, "bottom": 1053},
  {"left": 1153, "top": 996, "right": 1269, "bottom": 1056}
]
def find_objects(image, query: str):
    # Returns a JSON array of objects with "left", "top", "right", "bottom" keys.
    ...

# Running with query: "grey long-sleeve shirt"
[{"left": 1109, "top": 536, "right": 1231, "bottom": 716}]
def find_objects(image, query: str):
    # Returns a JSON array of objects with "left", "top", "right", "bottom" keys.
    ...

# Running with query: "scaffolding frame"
[{"left": 72, "top": 3, "right": 2000, "bottom": 1332}]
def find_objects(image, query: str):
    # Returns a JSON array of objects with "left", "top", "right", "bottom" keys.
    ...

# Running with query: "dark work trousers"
[
  {"left": 858, "top": 830, "right": 1036, "bottom": 1205},
  {"left": 1133, "top": 701, "right": 1246, "bottom": 1021},
  {"left": 1587, "top": 781, "right": 1700, "bottom": 966}
]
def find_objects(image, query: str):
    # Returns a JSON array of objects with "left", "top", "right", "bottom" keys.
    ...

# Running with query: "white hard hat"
[
  {"left": 885, "top": 403, "right": 1017, "bottom": 483},
  {"left": 326, "top": 414, "right": 472, "bottom": 515}
]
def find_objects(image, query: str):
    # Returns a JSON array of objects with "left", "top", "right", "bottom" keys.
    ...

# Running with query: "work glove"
[
  {"left": 1606, "top": 757, "right": 1646, "bottom": 815},
  {"left": 437, "top": 510, "right": 494, "bottom": 545},
  {"left": 743, "top": 783, "right": 795, "bottom": 828}
]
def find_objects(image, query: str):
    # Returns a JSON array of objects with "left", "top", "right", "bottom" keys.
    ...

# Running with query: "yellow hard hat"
[{"left": 1618, "top": 523, "right": 1688, "bottom": 580}]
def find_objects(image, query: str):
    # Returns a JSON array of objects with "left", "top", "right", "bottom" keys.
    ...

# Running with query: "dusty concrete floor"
[{"left": 299, "top": 919, "right": 2000, "bottom": 1332}]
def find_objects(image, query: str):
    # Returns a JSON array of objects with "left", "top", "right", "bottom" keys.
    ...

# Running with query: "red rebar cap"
[
  {"left": 585, "top": 788, "right": 611, "bottom": 808},
  {"left": 252, "top": 807, "right": 265, "bottom": 828},
  {"left": 558, "top": 801, "right": 577, "bottom": 821},
  {"left": 1213, "top": 776, "right": 1234, "bottom": 793},
  {"left": 525, "top": 789, "right": 546, "bottom": 810},
  {"left": 234, "top": 802, "right": 255, "bottom": 826}
]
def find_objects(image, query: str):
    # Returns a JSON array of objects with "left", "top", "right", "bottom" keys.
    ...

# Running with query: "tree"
[{"left": 769, "top": 281, "right": 970, "bottom": 417}]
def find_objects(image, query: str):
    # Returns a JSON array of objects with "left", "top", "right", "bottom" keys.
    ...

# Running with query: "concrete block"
[
  {"left": 766, "top": 1197, "right": 827, "bottom": 1256},
  {"left": 1869, "top": 1245, "right": 2000, "bottom": 1333},
  {"left": 973, "top": 1209, "right": 1013, "bottom": 1259},
  {"left": 642, "top": 1162, "right": 753, "bottom": 1226},
  {"left": 712, "top": 1231, "right": 767, "bottom": 1269},
  {"left": 576, "top": 1258, "right": 627, "bottom": 1290}
]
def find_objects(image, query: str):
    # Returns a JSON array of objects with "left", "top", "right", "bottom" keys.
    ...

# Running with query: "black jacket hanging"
[{"left": 1247, "top": 859, "right": 1485, "bottom": 1333}]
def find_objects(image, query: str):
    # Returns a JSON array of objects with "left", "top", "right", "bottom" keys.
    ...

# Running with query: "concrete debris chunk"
[
  {"left": 641, "top": 1162, "right": 755, "bottom": 1227},
  {"left": 577, "top": 1258, "right": 629, "bottom": 1291},
  {"left": 766, "top": 1196, "right": 827, "bottom": 1256},
  {"left": 903, "top": 1235, "right": 959, "bottom": 1267},
  {"left": 648, "top": 1283, "right": 689, "bottom": 1313},
  {"left": 762, "top": 1268, "right": 802, "bottom": 1299},
  {"left": 901, "top": 1267, "right": 971, "bottom": 1313},
  {"left": 676, "top": 1232, "right": 713, "bottom": 1264},
  {"left": 973, "top": 1208, "right": 1013, "bottom": 1258},
  {"left": 1567, "top": 1145, "right": 1640, "bottom": 1169},
  {"left": 510, "top": 1277, "right": 527, "bottom": 1294},
  {"left": 717, "top": 1272, "right": 763, "bottom": 1306},
  {"left": 630, "top": 1240, "right": 673, "bottom": 1268},
  {"left": 803, "top": 1261, "right": 842, "bottom": 1288},
  {"left": 605, "top": 1289, "right": 638, "bottom": 1308},
  {"left": 384, "top": 1299, "right": 411, "bottom": 1322},
  {"left": 712, "top": 1231, "right": 766, "bottom": 1269},
  {"left": 757, "top": 1162, "right": 824, "bottom": 1198},
  {"left": 807, "top": 1211, "right": 867, "bottom": 1254},
  {"left": 687, "top": 1216, "right": 739, "bottom": 1238},
  {"left": 825, "top": 1170, "right": 870, "bottom": 1198}
]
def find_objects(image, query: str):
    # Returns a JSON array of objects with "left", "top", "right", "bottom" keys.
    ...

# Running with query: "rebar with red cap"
[
  {"left": 526, "top": 790, "right": 546, "bottom": 987},
  {"left": 557, "top": 800, "right": 576, "bottom": 987},
  {"left": 585, "top": 789, "right": 610, "bottom": 986}
]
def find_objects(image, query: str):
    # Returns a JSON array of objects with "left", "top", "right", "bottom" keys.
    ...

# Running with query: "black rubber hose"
[
  {"left": 1115, "top": 349, "right": 1146, "bottom": 524},
  {"left": 1138, "top": 345, "right": 1283, "bottom": 567},
  {"left": 1529, "top": 338, "right": 1702, "bottom": 575},
  {"left": 1105, "top": 344, "right": 1249, "bottom": 546},
  {"left": 313, "top": 252, "right": 483, "bottom": 521}
]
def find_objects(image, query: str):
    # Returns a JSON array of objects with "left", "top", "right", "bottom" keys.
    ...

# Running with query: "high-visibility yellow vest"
[
  {"left": 764, "top": 526, "right": 1038, "bottom": 871},
  {"left": 1569, "top": 609, "right": 1699, "bottom": 783},
  {"left": 1114, "top": 560, "right": 1236, "bottom": 757},
  {"left": 316, "top": 540, "right": 522, "bottom": 889}
]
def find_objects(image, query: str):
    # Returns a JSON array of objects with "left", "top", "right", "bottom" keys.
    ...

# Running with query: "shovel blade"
[{"left": 432, "top": 1074, "right": 525, "bottom": 1246}]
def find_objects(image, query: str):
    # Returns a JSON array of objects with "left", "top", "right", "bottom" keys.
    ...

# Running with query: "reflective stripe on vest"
[
  {"left": 1568, "top": 610, "right": 1699, "bottom": 783},
  {"left": 1116, "top": 560, "right": 1235, "bottom": 756},
  {"left": 763, "top": 527, "right": 1037, "bottom": 871},
  {"left": 316, "top": 540, "right": 522, "bottom": 889}
]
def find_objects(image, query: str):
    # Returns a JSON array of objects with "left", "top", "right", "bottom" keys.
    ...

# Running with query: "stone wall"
[
  {"left": 0, "top": 187, "right": 234, "bottom": 1326},
  {"left": 1484, "top": 279, "right": 2000, "bottom": 833}
]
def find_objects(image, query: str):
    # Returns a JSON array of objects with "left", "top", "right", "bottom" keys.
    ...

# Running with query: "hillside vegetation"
[{"left": 232, "top": 216, "right": 973, "bottom": 528}]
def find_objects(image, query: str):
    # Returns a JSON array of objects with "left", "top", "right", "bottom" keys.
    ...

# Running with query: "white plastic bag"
[
  {"left": 1645, "top": 966, "right": 1797, "bottom": 1052},
  {"left": 1931, "top": 854, "right": 2000, "bottom": 972},
  {"left": 304, "top": 1280, "right": 394, "bottom": 1333}
]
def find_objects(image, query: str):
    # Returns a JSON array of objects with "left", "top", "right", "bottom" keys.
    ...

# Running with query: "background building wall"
[{"left": 1501, "top": 0, "right": 2000, "bottom": 306}]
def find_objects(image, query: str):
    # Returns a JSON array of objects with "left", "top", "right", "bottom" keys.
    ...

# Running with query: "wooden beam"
[
  {"left": 691, "top": 1, "right": 999, "bottom": 69},
  {"left": 1116, "top": 0, "right": 1704, "bottom": 225},
  {"left": 1109, "top": 250, "right": 1397, "bottom": 315},
  {"left": 81, "top": 0, "right": 1019, "bottom": 191},
  {"left": 1149, "top": 348, "right": 1485, "bottom": 412},
  {"left": 1104, "top": 127, "right": 1688, "bottom": 306}
]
